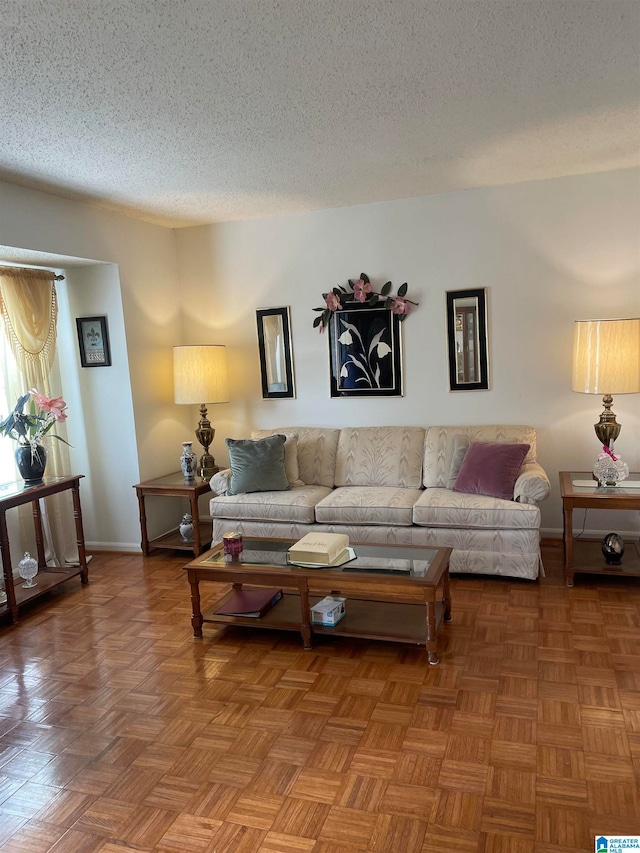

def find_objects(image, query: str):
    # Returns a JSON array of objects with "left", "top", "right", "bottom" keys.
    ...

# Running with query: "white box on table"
[{"left": 311, "top": 595, "right": 346, "bottom": 626}]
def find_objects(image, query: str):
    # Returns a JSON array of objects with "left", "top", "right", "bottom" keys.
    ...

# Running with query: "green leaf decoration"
[
  {"left": 369, "top": 295, "right": 380, "bottom": 306},
  {"left": 313, "top": 307, "right": 325, "bottom": 312},
  {"left": 398, "top": 313, "right": 407, "bottom": 322},
  {"left": 323, "top": 310, "right": 331, "bottom": 324},
  {"left": 313, "top": 315, "right": 323, "bottom": 328},
  {"left": 333, "top": 287, "right": 342, "bottom": 296},
  {"left": 384, "top": 297, "right": 393, "bottom": 309},
  {"left": 381, "top": 281, "right": 392, "bottom": 296},
  {"left": 360, "top": 273, "right": 370, "bottom": 284},
  {"left": 397, "top": 282, "right": 408, "bottom": 297}
]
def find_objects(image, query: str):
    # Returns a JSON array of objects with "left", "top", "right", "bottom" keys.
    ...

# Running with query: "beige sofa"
[{"left": 209, "top": 425, "right": 551, "bottom": 580}]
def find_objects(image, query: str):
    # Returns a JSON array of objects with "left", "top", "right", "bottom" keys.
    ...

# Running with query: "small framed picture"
[
  {"left": 76, "top": 316, "right": 112, "bottom": 367},
  {"left": 256, "top": 306, "right": 296, "bottom": 399}
]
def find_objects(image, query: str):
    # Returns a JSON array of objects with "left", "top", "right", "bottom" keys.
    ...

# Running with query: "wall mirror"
[
  {"left": 256, "top": 306, "right": 296, "bottom": 399},
  {"left": 446, "top": 288, "right": 489, "bottom": 391}
]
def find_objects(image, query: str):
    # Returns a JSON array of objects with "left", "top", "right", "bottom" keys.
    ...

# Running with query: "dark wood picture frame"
[
  {"left": 256, "top": 307, "right": 296, "bottom": 399},
  {"left": 76, "top": 316, "right": 112, "bottom": 368},
  {"left": 328, "top": 306, "right": 403, "bottom": 398},
  {"left": 446, "top": 288, "right": 489, "bottom": 391}
]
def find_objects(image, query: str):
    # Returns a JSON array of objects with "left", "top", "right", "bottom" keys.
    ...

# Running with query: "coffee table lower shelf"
[{"left": 203, "top": 591, "right": 447, "bottom": 651}]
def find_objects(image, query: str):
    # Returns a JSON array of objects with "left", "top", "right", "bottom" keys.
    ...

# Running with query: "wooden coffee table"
[{"left": 184, "top": 537, "right": 452, "bottom": 664}]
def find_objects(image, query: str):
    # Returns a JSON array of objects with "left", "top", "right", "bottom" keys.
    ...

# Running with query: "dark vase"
[
  {"left": 601, "top": 532, "right": 624, "bottom": 565},
  {"left": 14, "top": 444, "right": 47, "bottom": 484}
]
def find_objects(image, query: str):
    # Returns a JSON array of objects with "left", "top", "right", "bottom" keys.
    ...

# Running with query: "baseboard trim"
[{"left": 85, "top": 542, "right": 141, "bottom": 553}]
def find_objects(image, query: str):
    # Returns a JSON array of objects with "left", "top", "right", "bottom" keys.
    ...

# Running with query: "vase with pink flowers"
[{"left": 0, "top": 389, "right": 70, "bottom": 484}]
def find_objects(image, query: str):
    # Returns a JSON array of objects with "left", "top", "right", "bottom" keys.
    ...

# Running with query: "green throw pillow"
[{"left": 225, "top": 434, "right": 290, "bottom": 495}]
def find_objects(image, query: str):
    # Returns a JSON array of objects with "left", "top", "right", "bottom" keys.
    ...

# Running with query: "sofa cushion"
[
  {"left": 252, "top": 427, "right": 340, "bottom": 487},
  {"left": 210, "top": 485, "right": 333, "bottom": 525},
  {"left": 226, "top": 434, "right": 289, "bottom": 495},
  {"left": 423, "top": 425, "right": 537, "bottom": 489},
  {"left": 453, "top": 441, "right": 530, "bottom": 501},
  {"left": 412, "top": 488, "right": 540, "bottom": 530},
  {"left": 315, "top": 486, "right": 422, "bottom": 526},
  {"left": 251, "top": 430, "right": 304, "bottom": 486},
  {"left": 334, "top": 426, "right": 425, "bottom": 488},
  {"left": 446, "top": 434, "right": 470, "bottom": 489}
]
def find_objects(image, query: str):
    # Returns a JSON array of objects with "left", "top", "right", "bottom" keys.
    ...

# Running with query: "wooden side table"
[
  {"left": 133, "top": 472, "right": 212, "bottom": 556},
  {"left": 559, "top": 471, "right": 640, "bottom": 586},
  {"left": 0, "top": 474, "right": 88, "bottom": 624}
]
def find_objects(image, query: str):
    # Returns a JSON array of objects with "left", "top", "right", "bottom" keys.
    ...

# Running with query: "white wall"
[
  {"left": 176, "top": 168, "right": 640, "bottom": 537},
  {"left": 1, "top": 170, "right": 638, "bottom": 547},
  {"left": 55, "top": 264, "right": 140, "bottom": 549},
  {"left": 0, "top": 181, "right": 190, "bottom": 549}
]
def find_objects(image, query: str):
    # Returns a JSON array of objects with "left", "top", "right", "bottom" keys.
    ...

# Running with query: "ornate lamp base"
[{"left": 195, "top": 404, "right": 219, "bottom": 481}]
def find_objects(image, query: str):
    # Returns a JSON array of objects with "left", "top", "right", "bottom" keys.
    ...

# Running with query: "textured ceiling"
[{"left": 1, "top": 0, "right": 639, "bottom": 228}]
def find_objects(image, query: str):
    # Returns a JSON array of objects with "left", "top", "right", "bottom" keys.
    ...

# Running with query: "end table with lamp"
[{"left": 559, "top": 472, "right": 640, "bottom": 587}]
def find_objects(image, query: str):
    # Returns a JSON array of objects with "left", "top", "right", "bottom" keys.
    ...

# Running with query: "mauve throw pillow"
[
  {"left": 453, "top": 441, "right": 530, "bottom": 501},
  {"left": 225, "top": 434, "right": 290, "bottom": 495}
]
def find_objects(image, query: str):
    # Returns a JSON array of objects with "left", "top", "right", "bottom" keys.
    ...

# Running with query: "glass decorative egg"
[{"left": 601, "top": 533, "right": 624, "bottom": 565}]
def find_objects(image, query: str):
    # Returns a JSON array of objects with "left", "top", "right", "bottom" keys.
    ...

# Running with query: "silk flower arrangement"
[
  {"left": 312, "top": 272, "right": 418, "bottom": 333},
  {"left": 313, "top": 273, "right": 418, "bottom": 394}
]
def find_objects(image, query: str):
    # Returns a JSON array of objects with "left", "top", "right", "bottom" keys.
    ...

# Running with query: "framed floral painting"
[{"left": 328, "top": 306, "right": 403, "bottom": 397}]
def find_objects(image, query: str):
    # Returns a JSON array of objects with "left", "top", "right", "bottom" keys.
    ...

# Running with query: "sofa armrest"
[
  {"left": 514, "top": 462, "right": 550, "bottom": 504},
  {"left": 210, "top": 468, "right": 231, "bottom": 496}
]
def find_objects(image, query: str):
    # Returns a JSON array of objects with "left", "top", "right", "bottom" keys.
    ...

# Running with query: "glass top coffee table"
[{"left": 184, "top": 537, "right": 453, "bottom": 664}]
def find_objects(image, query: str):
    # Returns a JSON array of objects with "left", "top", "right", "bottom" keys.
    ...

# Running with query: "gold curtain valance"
[{"left": 0, "top": 266, "right": 58, "bottom": 380}]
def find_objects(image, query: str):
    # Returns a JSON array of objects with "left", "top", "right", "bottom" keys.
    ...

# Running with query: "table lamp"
[
  {"left": 173, "top": 345, "right": 229, "bottom": 480},
  {"left": 571, "top": 318, "right": 640, "bottom": 448}
]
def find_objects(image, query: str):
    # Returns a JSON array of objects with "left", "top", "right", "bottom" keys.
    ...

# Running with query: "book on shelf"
[
  {"left": 288, "top": 532, "right": 349, "bottom": 565},
  {"left": 215, "top": 588, "right": 282, "bottom": 618}
]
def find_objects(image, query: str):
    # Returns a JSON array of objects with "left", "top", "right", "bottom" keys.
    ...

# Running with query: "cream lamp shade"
[
  {"left": 173, "top": 344, "right": 229, "bottom": 404},
  {"left": 173, "top": 345, "right": 229, "bottom": 480},
  {"left": 571, "top": 318, "right": 640, "bottom": 447}
]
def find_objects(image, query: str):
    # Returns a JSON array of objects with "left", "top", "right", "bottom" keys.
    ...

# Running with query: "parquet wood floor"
[{"left": 0, "top": 542, "right": 639, "bottom": 852}]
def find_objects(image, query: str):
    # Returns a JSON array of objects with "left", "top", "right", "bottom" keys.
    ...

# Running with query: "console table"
[
  {"left": 0, "top": 475, "right": 89, "bottom": 624},
  {"left": 559, "top": 471, "right": 640, "bottom": 586},
  {"left": 133, "top": 472, "right": 212, "bottom": 556}
]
